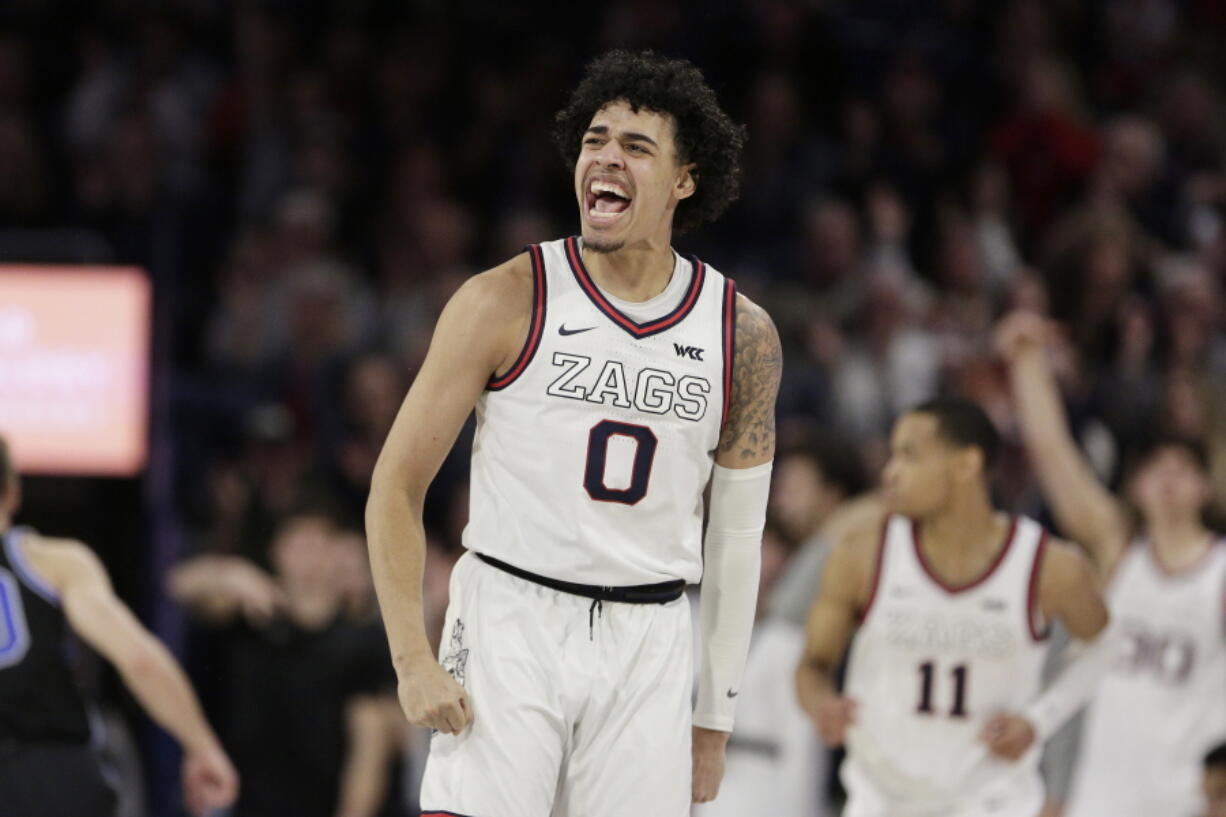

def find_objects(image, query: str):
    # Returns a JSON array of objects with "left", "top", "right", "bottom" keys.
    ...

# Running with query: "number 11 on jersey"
[{"left": 916, "top": 660, "right": 970, "bottom": 718}]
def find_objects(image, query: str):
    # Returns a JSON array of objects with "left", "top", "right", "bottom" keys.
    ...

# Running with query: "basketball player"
[
  {"left": 366, "top": 51, "right": 779, "bottom": 817},
  {"left": 795, "top": 397, "right": 1112, "bottom": 817},
  {"left": 997, "top": 310, "right": 1226, "bottom": 817},
  {"left": 0, "top": 435, "right": 238, "bottom": 816}
]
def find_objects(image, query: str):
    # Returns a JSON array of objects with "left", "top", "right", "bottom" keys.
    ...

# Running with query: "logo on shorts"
[
  {"left": 726, "top": 688, "right": 739, "bottom": 698},
  {"left": 441, "top": 619, "right": 470, "bottom": 686}
]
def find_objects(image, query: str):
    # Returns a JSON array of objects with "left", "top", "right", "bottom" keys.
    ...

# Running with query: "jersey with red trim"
[
  {"left": 841, "top": 514, "right": 1050, "bottom": 809},
  {"left": 1065, "top": 539, "right": 1226, "bottom": 817},
  {"left": 464, "top": 236, "right": 735, "bottom": 586}
]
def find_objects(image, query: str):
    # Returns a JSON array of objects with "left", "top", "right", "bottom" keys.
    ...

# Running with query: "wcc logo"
[{"left": 673, "top": 343, "right": 704, "bottom": 361}]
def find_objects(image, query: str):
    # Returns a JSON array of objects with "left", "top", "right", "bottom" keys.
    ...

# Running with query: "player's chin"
[
  {"left": 581, "top": 211, "right": 632, "bottom": 252},
  {"left": 581, "top": 225, "right": 627, "bottom": 254},
  {"left": 880, "top": 492, "right": 909, "bottom": 516}
]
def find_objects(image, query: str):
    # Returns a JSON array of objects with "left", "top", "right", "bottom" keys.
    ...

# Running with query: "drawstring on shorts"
[
  {"left": 588, "top": 597, "right": 604, "bottom": 640},
  {"left": 472, "top": 554, "right": 684, "bottom": 641}
]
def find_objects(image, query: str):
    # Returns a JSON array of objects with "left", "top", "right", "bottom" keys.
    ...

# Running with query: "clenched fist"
[
  {"left": 398, "top": 662, "right": 473, "bottom": 735},
  {"left": 182, "top": 742, "right": 239, "bottom": 816},
  {"left": 994, "top": 310, "right": 1050, "bottom": 363}
]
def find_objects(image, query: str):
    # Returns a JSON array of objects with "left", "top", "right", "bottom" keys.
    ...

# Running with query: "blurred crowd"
[{"left": 4, "top": 0, "right": 1226, "bottom": 814}]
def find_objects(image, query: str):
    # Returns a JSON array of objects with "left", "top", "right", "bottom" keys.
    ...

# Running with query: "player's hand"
[
  {"left": 809, "top": 693, "right": 857, "bottom": 747},
  {"left": 691, "top": 726, "right": 729, "bottom": 804},
  {"left": 181, "top": 742, "right": 239, "bottom": 816},
  {"left": 980, "top": 713, "right": 1036, "bottom": 760},
  {"left": 398, "top": 661, "right": 473, "bottom": 735},
  {"left": 994, "top": 310, "right": 1050, "bottom": 363}
]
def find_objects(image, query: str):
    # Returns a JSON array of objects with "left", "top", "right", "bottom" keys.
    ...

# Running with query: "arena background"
[{"left": 1, "top": 0, "right": 1225, "bottom": 815}]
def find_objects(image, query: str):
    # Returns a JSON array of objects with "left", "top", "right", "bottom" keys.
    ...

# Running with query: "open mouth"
[{"left": 585, "top": 179, "right": 633, "bottom": 222}]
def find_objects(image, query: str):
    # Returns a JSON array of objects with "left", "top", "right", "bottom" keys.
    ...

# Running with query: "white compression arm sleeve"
[
  {"left": 1024, "top": 620, "right": 1117, "bottom": 742},
  {"left": 694, "top": 461, "right": 772, "bottom": 732}
]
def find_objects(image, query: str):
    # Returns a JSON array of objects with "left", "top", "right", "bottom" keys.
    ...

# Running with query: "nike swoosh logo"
[
  {"left": 726, "top": 689, "right": 739, "bottom": 698},
  {"left": 559, "top": 325, "right": 595, "bottom": 336}
]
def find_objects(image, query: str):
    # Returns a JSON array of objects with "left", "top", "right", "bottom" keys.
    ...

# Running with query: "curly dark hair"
[{"left": 552, "top": 50, "right": 746, "bottom": 235}]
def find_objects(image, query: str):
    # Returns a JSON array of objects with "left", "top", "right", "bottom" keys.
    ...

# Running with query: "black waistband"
[{"left": 476, "top": 553, "right": 686, "bottom": 604}]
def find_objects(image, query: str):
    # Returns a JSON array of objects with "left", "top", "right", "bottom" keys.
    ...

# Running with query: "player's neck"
[
  {"left": 581, "top": 236, "right": 675, "bottom": 303},
  {"left": 1147, "top": 513, "right": 1211, "bottom": 568},
  {"left": 917, "top": 490, "right": 1000, "bottom": 560},
  {"left": 0, "top": 512, "right": 8, "bottom": 532}
]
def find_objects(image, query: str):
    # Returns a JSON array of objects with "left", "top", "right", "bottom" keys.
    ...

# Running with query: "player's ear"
[
  {"left": 953, "top": 447, "right": 984, "bottom": 484},
  {"left": 675, "top": 164, "right": 697, "bottom": 201}
]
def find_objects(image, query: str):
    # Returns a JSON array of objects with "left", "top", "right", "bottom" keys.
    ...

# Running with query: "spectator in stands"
[{"left": 169, "top": 508, "right": 405, "bottom": 817}]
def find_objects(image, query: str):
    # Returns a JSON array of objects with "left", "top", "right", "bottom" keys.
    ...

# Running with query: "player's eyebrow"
[{"left": 584, "top": 125, "right": 659, "bottom": 149}]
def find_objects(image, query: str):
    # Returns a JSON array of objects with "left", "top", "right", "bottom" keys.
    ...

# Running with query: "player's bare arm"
[
  {"left": 1036, "top": 540, "right": 1110, "bottom": 641},
  {"left": 795, "top": 521, "right": 877, "bottom": 747},
  {"left": 26, "top": 535, "right": 239, "bottom": 815},
  {"left": 716, "top": 294, "right": 782, "bottom": 468},
  {"left": 982, "top": 539, "right": 1110, "bottom": 761},
  {"left": 691, "top": 294, "right": 781, "bottom": 803},
  {"left": 366, "top": 252, "right": 533, "bottom": 735},
  {"left": 997, "top": 311, "right": 1130, "bottom": 575}
]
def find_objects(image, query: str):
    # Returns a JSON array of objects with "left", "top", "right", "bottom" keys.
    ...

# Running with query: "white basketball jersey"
[
  {"left": 1065, "top": 540, "right": 1226, "bottom": 817},
  {"left": 842, "top": 514, "right": 1050, "bottom": 812},
  {"left": 463, "top": 236, "right": 735, "bottom": 586}
]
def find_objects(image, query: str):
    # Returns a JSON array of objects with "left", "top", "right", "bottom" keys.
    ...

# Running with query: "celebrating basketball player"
[
  {"left": 997, "top": 311, "right": 1226, "bottom": 817},
  {"left": 367, "top": 51, "right": 779, "bottom": 817},
  {"left": 796, "top": 397, "right": 1111, "bottom": 817}
]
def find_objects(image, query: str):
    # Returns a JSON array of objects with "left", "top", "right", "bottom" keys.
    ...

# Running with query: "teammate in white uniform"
[
  {"left": 366, "top": 51, "right": 782, "bottom": 817},
  {"left": 796, "top": 397, "right": 1111, "bottom": 817},
  {"left": 998, "top": 311, "right": 1226, "bottom": 817}
]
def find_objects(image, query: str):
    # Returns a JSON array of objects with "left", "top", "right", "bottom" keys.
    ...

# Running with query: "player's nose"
[{"left": 593, "top": 140, "right": 626, "bottom": 169}]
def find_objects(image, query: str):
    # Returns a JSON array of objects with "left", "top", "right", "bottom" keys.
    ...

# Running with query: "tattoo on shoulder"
[{"left": 719, "top": 297, "right": 782, "bottom": 461}]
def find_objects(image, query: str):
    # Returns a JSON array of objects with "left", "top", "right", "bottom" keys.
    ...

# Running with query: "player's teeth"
[{"left": 591, "top": 181, "right": 627, "bottom": 198}]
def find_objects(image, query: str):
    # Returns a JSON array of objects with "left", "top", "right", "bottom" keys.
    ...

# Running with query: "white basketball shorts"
[
  {"left": 842, "top": 756, "right": 1044, "bottom": 817},
  {"left": 420, "top": 551, "right": 693, "bottom": 817}
]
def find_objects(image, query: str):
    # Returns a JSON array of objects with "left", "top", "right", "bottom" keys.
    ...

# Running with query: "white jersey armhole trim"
[
  {"left": 857, "top": 515, "right": 892, "bottom": 625},
  {"left": 1026, "top": 526, "right": 1051, "bottom": 642}
]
